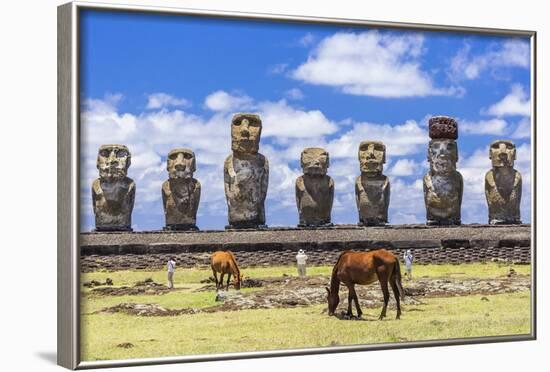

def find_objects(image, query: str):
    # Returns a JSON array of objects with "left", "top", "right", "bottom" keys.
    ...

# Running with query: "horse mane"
[{"left": 226, "top": 250, "right": 240, "bottom": 277}]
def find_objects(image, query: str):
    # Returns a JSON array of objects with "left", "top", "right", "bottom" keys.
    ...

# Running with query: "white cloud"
[
  {"left": 299, "top": 32, "right": 315, "bottom": 47},
  {"left": 511, "top": 117, "right": 531, "bottom": 139},
  {"left": 146, "top": 93, "right": 190, "bottom": 109},
  {"left": 284, "top": 88, "right": 305, "bottom": 100},
  {"left": 204, "top": 90, "right": 254, "bottom": 112},
  {"left": 268, "top": 63, "right": 289, "bottom": 75},
  {"left": 388, "top": 158, "right": 423, "bottom": 176},
  {"left": 291, "top": 31, "right": 458, "bottom": 98},
  {"left": 259, "top": 99, "right": 338, "bottom": 138},
  {"left": 484, "top": 84, "right": 531, "bottom": 117},
  {"left": 461, "top": 118, "right": 508, "bottom": 135},
  {"left": 449, "top": 39, "right": 530, "bottom": 80},
  {"left": 326, "top": 119, "right": 427, "bottom": 158}
]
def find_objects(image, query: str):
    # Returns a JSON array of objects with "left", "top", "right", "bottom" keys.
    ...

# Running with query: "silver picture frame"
[{"left": 57, "top": 1, "right": 537, "bottom": 369}]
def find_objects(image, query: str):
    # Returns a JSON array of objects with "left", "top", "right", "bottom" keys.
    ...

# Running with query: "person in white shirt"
[
  {"left": 296, "top": 249, "right": 308, "bottom": 277},
  {"left": 167, "top": 257, "right": 176, "bottom": 289},
  {"left": 403, "top": 249, "right": 414, "bottom": 280}
]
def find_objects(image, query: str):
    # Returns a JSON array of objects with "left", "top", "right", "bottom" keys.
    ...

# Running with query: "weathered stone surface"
[
  {"left": 424, "top": 138, "right": 463, "bottom": 225},
  {"left": 355, "top": 141, "right": 390, "bottom": 226},
  {"left": 224, "top": 113, "right": 269, "bottom": 229},
  {"left": 485, "top": 140, "right": 522, "bottom": 224},
  {"left": 296, "top": 147, "right": 334, "bottom": 226},
  {"left": 162, "top": 148, "right": 201, "bottom": 230},
  {"left": 92, "top": 144, "right": 135, "bottom": 231}
]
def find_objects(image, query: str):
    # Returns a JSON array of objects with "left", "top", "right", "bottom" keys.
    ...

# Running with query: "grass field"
[{"left": 80, "top": 263, "right": 531, "bottom": 361}]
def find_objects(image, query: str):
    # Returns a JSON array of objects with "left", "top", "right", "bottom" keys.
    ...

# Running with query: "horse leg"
[
  {"left": 212, "top": 270, "right": 219, "bottom": 290},
  {"left": 350, "top": 285, "right": 362, "bottom": 318},
  {"left": 390, "top": 279, "right": 401, "bottom": 320},
  {"left": 226, "top": 273, "right": 231, "bottom": 291},
  {"left": 346, "top": 286, "right": 353, "bottom": 317},
  {"left": 378, "top": 274, "right": 390, "bottom": 320},
  {"left": 219, "top": 273, "right": 225, "bottom": 291}
]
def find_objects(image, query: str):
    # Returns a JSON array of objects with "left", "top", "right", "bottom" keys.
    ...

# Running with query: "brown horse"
[
  {"left": 210, "top": 250, "right": 243, "bottom": 291},
  {"left": 326, "top": 249, "right": 404, "bottom": 320}
]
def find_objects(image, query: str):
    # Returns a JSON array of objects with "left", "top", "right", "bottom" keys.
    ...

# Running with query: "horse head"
[
  {"left": 326, "top": 287, "right": 339, "bottom": 316},
  {"left": 233, "top": 274, "right": 244, "bottom": 290}
]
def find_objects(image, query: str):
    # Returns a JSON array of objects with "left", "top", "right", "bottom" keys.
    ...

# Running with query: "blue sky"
[{"left": 79, "top": 10, "right": 532, "bottom": 231}]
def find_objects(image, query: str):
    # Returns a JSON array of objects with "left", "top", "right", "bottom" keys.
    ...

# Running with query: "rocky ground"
[{"left": 94, "top": 271, "right": 530, "bottom": 317}]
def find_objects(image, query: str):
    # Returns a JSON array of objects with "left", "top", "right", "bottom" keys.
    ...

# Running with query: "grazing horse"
[
  {"left": 210, "top": 251, "right": 243, "bottom": 291},
  {"left": 326, "top": 249, "right": 404, "bottom": 320}
]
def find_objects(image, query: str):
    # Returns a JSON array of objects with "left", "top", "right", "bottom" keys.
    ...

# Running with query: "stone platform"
[{"left": 80, "top": 224, "right": 531, "bottom": 272}]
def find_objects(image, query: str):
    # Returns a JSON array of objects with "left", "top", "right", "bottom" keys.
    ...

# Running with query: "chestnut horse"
[
  {"left": 210, "top": 250, "right": 243, "bottom": 291},
  {"left": 326, "top": 249, "right": 404, "bottom": 320}
]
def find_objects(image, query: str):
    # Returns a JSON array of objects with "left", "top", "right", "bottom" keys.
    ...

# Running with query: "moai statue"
[
  {"left": 224, "top": 113, "right": 269, "bottom": 229},
  {"left": 162, "top": 148, "right": 201, "bottom": 230},
  {"left": 92, "top": 144, "right": 135, "bottom": 231},
  {"left": 355, "top": 141, "right": 390, "bottom": 226},
  {"left": 423, "top": 116, "right": 463, "bottom": 225},
  {"left": 296, "top": 147, "right": 334, "bottom": 227},
  {"left": 485, "top": 140, "right": 522, "bottom": 224}
]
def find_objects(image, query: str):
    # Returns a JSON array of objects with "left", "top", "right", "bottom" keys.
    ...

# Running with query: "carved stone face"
[
  {"left": 231, "top": 113, "right": 262, "bottom": 154},
  {"left": 301, "top": 147, "right": 329, "bottom": 176},
  {"left": 428, "top": 139, "right": 458, "bottom": 174},
  {"left": 97, "top": 144, "right": 131, "bottom": 180},
  {"left": 489, "top": 140, "right": 516, "bottom": 168},
  {"left": 358, "top": 141, "right": 386, "bottom": 174},
  {"left": 167, "top": 148, "right": 196, "bottom": 180}
]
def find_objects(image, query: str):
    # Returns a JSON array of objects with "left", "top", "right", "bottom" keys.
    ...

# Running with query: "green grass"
[
  {"left": 80, "top": 291, "right": 531, "bottom": 361},
  {"left": 82, "top": 262, "right": 531, "bottom": 291}
]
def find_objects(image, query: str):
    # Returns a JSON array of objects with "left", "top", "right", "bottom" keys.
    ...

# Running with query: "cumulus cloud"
[
  {"left": 511, "top": 117, "right": 531, "bottom": 139},
  {"left": 146, "top": 93, "right": 190, "bottom": 109},
  {"left": 326, "top": 119, "right": 427, "bottom": 158},
  {"left": 388, "top": 159, "right": 424, "bottom": 176},
  {"left": 291, "top": 30, "right": 459, "bottom": 98},
  {"left": 204, "top": 90, "right": 254, "bottom": 112},
  {"left": 284, "top": 88, "right": 305, "bottom": 100},
  {"left": 461, "top": 118, "right": 508, "bottom": 135},
  {"left": 449, "top": 39, "right": 530, "bottom": 81},
  {"left": 483, "top": 84, "right": 531, "bottom": 117}
]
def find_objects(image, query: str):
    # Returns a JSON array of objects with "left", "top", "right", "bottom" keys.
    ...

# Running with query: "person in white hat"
[
  {"left": 296, "top": 249, "right": 308, "bottom": 277},
  {"left": 403, "top": 249, "right": 414, "bottom": 280}
]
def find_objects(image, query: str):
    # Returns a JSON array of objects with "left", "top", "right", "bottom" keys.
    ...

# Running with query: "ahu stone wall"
[{"left": 80, "top": 224, "right": 531, "bottom": 272}]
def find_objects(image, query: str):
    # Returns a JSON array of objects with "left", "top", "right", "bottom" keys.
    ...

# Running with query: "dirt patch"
[
  {"left": 97, "top": 274, "right": 530, "bottom": 316},
  {"left": 88, "top": 278, "right": 177, "bottom": 296},
  {"left": 83, "top": 278, "right": 113, "bottom": 288},
  {"left": 99, "top": 303, "right": 200, "bottom": 316}
]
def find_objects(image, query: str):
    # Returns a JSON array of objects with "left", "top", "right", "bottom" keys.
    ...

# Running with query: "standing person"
[
  {"left": 296, "top": 249, "right": 308, "bottom": 277},
  {"left": 167, "top": 257, "right": 176, "bottom": 289},
  {"left": 403, "top": 249, "right": 414, "bottom": 281}
]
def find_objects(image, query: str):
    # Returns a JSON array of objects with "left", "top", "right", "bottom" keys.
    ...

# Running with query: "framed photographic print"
[{"left": 57, "top": 1, "right": 536, "bottom": 369}]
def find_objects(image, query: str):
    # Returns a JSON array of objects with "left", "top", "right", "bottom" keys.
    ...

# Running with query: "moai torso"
[
  {"left": 224, "top": 114, "right": 269, "bottom": 228},
  {"left": 296, "top": 148, "right": 334, "bottom": 226},
  {"left": 162, "top": 148, "right": 201, "bottom": 230},
  {"left": 485, "top": 140, "right": 522, "bottom": 224},
  {"left": 355, "top": 141, "right": 390, "bottom": 226},
  {"left": 92, "top": 145, "right": 135, "bottom": 231},
  {"left": 423, "top": 117, "right": 463, "bottom": 225}
]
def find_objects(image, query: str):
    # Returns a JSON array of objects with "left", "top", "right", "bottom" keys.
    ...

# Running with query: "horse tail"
[{"left": 393, "top": 256, "right": 405, "bottom": 300}]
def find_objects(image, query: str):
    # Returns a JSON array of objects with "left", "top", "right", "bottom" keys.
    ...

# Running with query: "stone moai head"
[
  {"left": 358, "top": 141, "right": 386, "bottom": 175},
  {"left": 97, "top": 144, "right": 131, "bottom": 181},
  {"left": 167, "top": 148, "right": 196, "bottom": 180},
  {"left": 489, "top": 140, "right": 516, "bottom": 168},
  {"left": 427, "top": 116, "right": 459, "bottom": 175},
  {"left": 231, "top": 113, "right": 262, "bottom": 154},
  {"left": 301, "top": 147, "right": 329, "bottom": 176}
]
